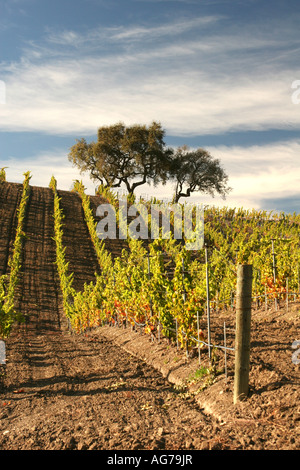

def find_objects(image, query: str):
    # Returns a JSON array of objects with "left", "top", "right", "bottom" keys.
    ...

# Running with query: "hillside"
[{"left": 0, "top": 180, "right": 299, "bottom": 451}]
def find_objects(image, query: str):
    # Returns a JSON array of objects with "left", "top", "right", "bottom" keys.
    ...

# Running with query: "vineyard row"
[
  {"left": 51, "top": 178, "right": 300, "bottom": 354},
  {"left": 1, "top": 173, "right": 300, "bottom": 350},
  {"left": 0, "top": 172, "right": 31, "bottom": 337}
]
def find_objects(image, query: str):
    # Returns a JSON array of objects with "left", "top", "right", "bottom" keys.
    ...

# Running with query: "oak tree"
[
  {"left": 170, "top": 146, "right": 231, "bottom": 203},
  {"left": 68, "top": 121, "right": 172, "bottom": 195}
]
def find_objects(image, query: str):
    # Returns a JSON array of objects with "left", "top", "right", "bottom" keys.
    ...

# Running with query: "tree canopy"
[
  {"left": 68, "top": 121, "right": 172, "bottom": 195},
  {"left": 169, "top": 146, "right": 231, "bottom": 203},
  {"left": 68, "top": 122, "right": 231, "bottom": 202}
]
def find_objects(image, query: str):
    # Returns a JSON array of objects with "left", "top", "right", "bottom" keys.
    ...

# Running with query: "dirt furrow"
[
  {"left": 58, "top": 189, "right": 101, "bottom": 292},
  {"left": 1, "top": 329, "right": 228, "bottom": 451},
  {"left": 0, "top": 182, "right": 23, "bottom": 276},
  {"left": 88, "top": 194, "right": 131, "bottom": 260},
  {"left": 12, "top": 185, "right": 63, "bottom": 331}
]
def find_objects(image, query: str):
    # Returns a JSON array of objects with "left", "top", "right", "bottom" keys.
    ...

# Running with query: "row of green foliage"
[
  {"left": 72, "top": 180, "right": 113, "bottom": 274},
  {"left": 0, "top": 172, "right": 31, "bottom": 338},
  {"left": 58, "top": 181, "right": 206, "bottom": 346},
  {"left": 49, "top": 176, "right": 76, "bottom": 320},
  {"left": 50, "top": 177, "right": 108, "bottom": 333},
  {"left": 85, "top": 184, "right": 300, "bottom": 319},
  {"left": 52, "top": 178, "right": 300, "bottom": 349},
  {"left": 204, "top": 205, "right": 300, "bottom": 299}
]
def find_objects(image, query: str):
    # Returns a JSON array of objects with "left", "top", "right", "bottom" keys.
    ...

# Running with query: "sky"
[{"left": 1, "top": 0, "right": 300, "bottom": 213}]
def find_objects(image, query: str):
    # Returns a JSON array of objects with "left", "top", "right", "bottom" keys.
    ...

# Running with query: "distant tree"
[
  {"left": 169, "top": 146, "right": 231, "bottom": 203},
  {"left": 68, "top": 121, "right": 172, "bottom": 195}
]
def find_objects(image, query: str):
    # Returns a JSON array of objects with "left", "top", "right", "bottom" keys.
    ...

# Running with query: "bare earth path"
[
  {"left": 0, "top": 182, "right": 23, "bottom": 276},
  {"left": 1, "top": 329, "right": 228, "bottom": 451}
]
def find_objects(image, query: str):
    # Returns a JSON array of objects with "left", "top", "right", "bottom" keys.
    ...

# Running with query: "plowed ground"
[{"left": 0, "top": 181, "right": 299, "bottom": 451}]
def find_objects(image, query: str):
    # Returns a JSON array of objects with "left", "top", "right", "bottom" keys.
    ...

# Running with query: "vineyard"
[
  {"left": 47, "top": 177, "right": 300, "bottom": 344},
  {"left": 0, "top": 172, "right": 299, "bottom": 450}
]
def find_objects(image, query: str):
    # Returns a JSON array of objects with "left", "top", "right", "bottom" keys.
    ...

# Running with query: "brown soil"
[{"left": 0, "top": 181, "right": 299, "bottom": 451}]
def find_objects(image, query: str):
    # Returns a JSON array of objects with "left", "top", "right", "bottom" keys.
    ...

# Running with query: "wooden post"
[
  {"left": 271, "top": 239, "right": 277, "bottom": 310},
  {"left": 234, "top": 264, "right": 253, "bottom": 404},
  {"left": 265, "top": 284, "right": 267, "bottom": 312},
  {"left": 0, "top": 340, "right": 6, "bottom": 365},
  {"left": 197, "top": 311, "right": 201, "bottom": 365},
  {"left": 224, "top": 322, "right": 227, "bottom": 381}
]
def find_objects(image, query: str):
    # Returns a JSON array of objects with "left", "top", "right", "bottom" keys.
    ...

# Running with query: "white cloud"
[
  {"left": 107, "top": 16, "right": 222, "bottom": 41},
  {"left": 205, "top": 139, "right": 300, "bottom": 209},
  {"left": 1, "top": 14, "right": 300, "bottom": 136},
  {"left": 133, "top": 138, "right": 300, "bottom": 210},
  {"left": 0, "top": 54, "right": 299, "bottom": 136},
  {"left": 4, "top": 152, "right": 97, "bottom": 194},
  {"left": 208, "top": 139, "right": 300, "bottom": 177},
  {"left": 4, "top": 138, "right": 299, "bottom": 213},
  {"left": 43, "top": 15, "right": 221, "bottom": 51}
]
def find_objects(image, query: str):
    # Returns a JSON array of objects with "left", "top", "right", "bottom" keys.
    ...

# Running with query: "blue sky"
[{"left": 1, "top": 0, "right": 300, "bottom": 212}]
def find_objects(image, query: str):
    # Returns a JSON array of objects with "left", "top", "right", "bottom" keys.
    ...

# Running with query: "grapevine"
[
  {"left": 0, "top": 171, "right": 31, "bottom": 337},
  {"left": 51, "top": 181, "right": 300, "bottom": 350}
]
